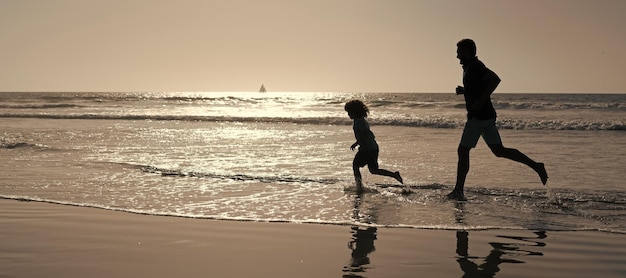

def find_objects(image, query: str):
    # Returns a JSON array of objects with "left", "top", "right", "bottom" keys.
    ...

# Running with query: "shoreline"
[{"left": 2, "top": 199, "right": 625, "bottom": 277}]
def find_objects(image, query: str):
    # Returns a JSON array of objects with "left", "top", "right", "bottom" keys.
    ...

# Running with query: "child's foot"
[
  {"left": 446, "top": 190, "right": 465, "bottom": 201},
  {"left": 535, "top": 163, "right": 548, "bottom": 185},
  {"left": 394, "top": 171, "right": 403, "bottom": 184}
]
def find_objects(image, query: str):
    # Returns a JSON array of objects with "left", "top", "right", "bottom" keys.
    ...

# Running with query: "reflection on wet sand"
[
  {"left": 453, "top": 201, "right": 546, "bottom": 277},
  {"left": 343, "top": 226, "right": 377, "bottom": 277},
  {"left": 343, "top": 194, "right": 377, "bottom": 278},
  {"left": 455, "top": 230, "right": 546, "bottom": 277},
  {"left": 341, "top": 196, "right": 549, "bottom": 277}
]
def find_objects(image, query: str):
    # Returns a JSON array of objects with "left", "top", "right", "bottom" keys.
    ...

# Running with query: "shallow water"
[{"left": 2, "top": 115, "right": 624, "bottom": 233}]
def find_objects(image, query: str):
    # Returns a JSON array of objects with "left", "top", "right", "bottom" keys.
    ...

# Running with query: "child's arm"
[
  {"left": 351, "top": 128, "right": 368, "bottom": 150},
  {"left": 350, "top": 141, "right": 359, "bottom": 150},
  {"left": 350, "top": 117, "right": 371, "bottom": 151}
]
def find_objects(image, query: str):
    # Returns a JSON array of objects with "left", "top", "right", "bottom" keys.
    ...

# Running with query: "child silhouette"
[{"left": 345, "top": 100, "right": 403, "bottom": 193}]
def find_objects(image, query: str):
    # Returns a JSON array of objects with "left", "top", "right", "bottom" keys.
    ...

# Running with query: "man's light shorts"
[{"left": 460, "top": 118, "right": 502, "bottom": 148}]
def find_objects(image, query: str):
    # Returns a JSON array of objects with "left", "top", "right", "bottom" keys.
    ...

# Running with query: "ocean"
[{"left": 1, "top": 92, "right": 625, "bottom": 233}]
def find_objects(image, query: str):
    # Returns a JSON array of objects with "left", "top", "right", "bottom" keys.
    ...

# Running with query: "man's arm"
[{"left": 472, "top": 69, "right": 501, "bottom": 111}]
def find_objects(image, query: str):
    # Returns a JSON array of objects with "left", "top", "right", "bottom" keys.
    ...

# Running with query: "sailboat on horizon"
[{"left": 259, "top": 84, "right": 266, "bottom": 93}]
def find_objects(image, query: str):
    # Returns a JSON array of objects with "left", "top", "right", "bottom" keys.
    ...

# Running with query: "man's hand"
[{"left": 350, "top": 142, "right": 358, "bottom": 151}]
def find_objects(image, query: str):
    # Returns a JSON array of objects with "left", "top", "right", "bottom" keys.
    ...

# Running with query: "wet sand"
[{"left": 1, "top": 199, "right": 625, "bottom": 278}]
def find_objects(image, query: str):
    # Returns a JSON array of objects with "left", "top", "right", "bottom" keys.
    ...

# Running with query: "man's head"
[{"left": 456, "top": 39, "right": 477, "bottom": 64}]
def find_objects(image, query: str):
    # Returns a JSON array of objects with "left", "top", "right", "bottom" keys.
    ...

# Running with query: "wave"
[
  {"left": 2, "top": 113, "right": 624, "bottom": 131},
  {"left": 495, "top": 119, "right": 626, "bottom": 131},
  {"left": 373, "top": 182, "right": 626, "bottom": 206},
  {"left": 395, "top": 100, "right": 626, "bottom": 111},
  {"left": 0, "top": 104, "right": 81, "bottom": 109},
  {"left": 4, "top": 92, "right": 625, "bottom": 109},
  {"left": 2, "top": 195, "right": 623, "bottom": 234},
  {"left": 0, "top": 141, "right": 48, "bottom": 150},
  {"left": 137, "top": 164, "right": 625, "bottom": 211},
  {"left": 139, "top": 165, "right": 341, "bottom": 185},
  {"left": 0, "top": 195, "right": 484, "bottom": 229},
  {"left": 350, "top": 93, "right": 626, "bottom": 111},
  {"left": 0, "top": 92, "right": 298, "bottom": 105},
  {"left": 493, "top": 101, "right": 626, "bottom": 110}
]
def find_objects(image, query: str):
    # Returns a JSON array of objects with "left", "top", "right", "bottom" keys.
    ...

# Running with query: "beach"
[
  {"left": 2, "top": 1, "right": 626, "bottom": 276},
  {"left": 2, "top": 199, "right": 625, "bottom": 277},
  {"left": 1, "top": 92, "right": 625, "bottom": 277}
]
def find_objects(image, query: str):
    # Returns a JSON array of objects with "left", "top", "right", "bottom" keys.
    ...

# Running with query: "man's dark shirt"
[{"left": 462, "top": 57, "right": 497, "bottom": 120}]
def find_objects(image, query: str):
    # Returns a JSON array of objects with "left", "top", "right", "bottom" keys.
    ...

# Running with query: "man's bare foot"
[
  {"left": 394, "top": 171, "right": 403, "bottom": 184},
  {"left": 536, "top": 163, "right": 548, "bottom": 185},
  {"left": 446, "top": 190, "right": 466, "bottom": 201}
]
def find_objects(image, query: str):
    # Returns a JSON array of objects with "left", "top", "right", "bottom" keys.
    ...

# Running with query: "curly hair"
[{"left": 344, "top": 100, "right": 369, "bottom": 118}]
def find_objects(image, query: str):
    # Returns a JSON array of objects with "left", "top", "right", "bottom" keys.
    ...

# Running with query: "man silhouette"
[{"left": 448, "top": 39, "right": 548, "bottom": 200}]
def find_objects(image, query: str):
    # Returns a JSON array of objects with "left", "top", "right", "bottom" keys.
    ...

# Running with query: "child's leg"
[
  {"left": 368, "top": 166, "right": 403, "bottom": 184},
  {"left": 352, "top": 166, "right": 363, "bottom": 192},
  {"left": 352, "top": 154, "right": 364, "bottom": 192},
  {"left": 366, "top": 154, "right": 403, "bottom": 185}
]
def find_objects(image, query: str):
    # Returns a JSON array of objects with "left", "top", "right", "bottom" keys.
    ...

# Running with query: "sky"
[{"left": 0, "top": 0, "right": 625, "bottom": 93}]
